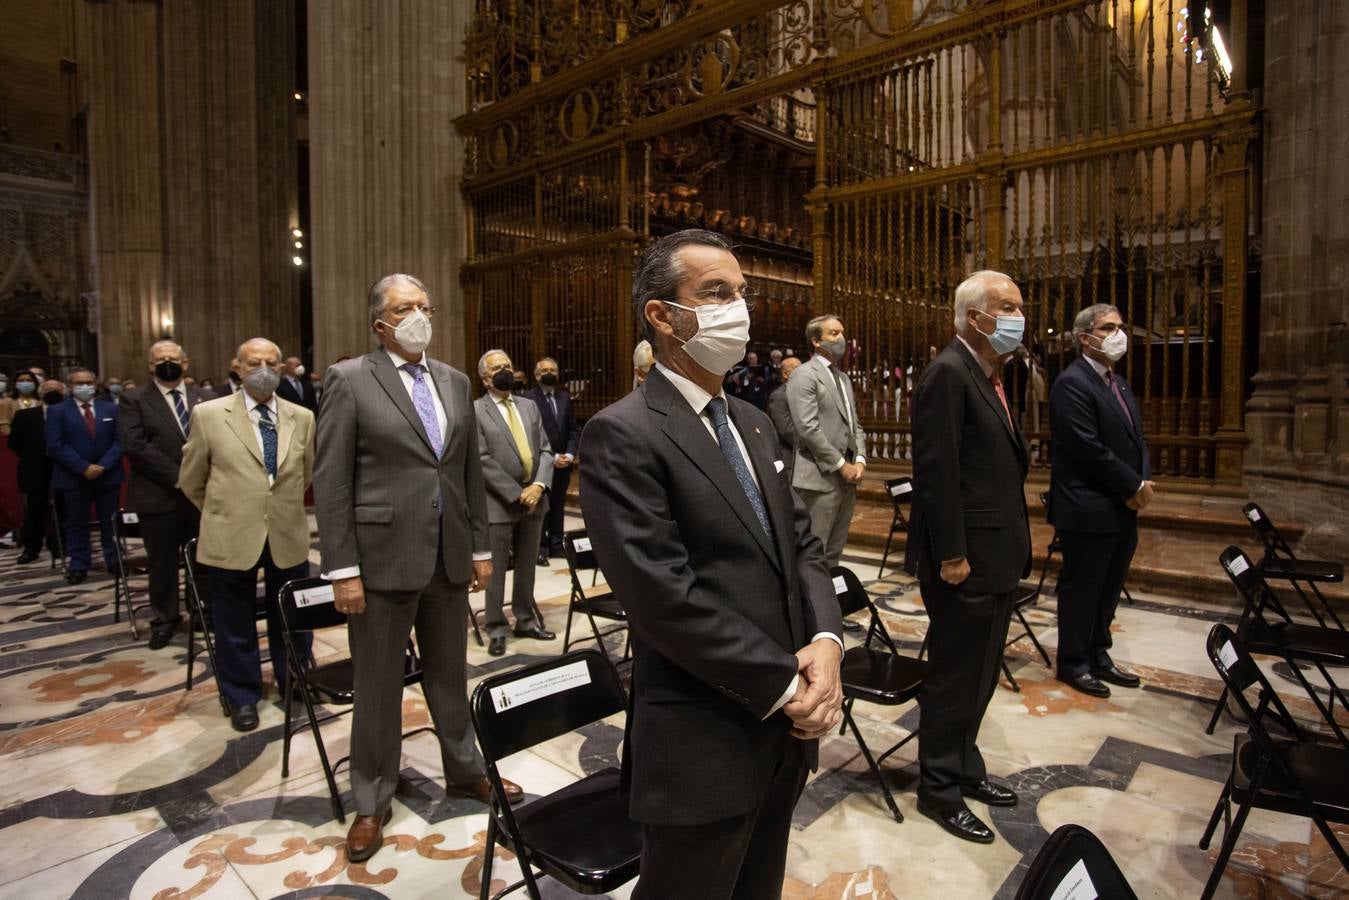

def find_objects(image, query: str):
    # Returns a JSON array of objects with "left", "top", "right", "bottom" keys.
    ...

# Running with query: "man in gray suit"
[
  {"left": 765, "top": 355, "right": 801, "bottom": 481},
  {"left": 474, "top": 349, "right": 556, "bottom": 657},
  {"left": 788, "top": 315, "right": 867, "bottom": 566},
  {"left": 314, "top": 274, "right": 524, "bottom": 864}
]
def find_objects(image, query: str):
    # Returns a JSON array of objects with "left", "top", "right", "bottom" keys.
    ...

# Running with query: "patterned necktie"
[
  {"left": 170, "top": 389, "right": 190, "bottom": 436},
  {"left": 402, "top": 363, "right": 444, "bottom": 458},
  {"left": 829, "top": 366, "right": 857, "bottom": 457},
  {"left": 989, "top": 371, "right": 1013, "bottom": 429},
  {"left": 706, "top": 397, "right": 772, "bottom": 539},
  {"left": 1107, "top": 372, "right": 1135, "bottom": 428},
  {"left": 503, "top": 397, "right": 534, "bottom": 479},
  {"left": 257, "top": 404, "right": 278, "bottom": 478},
  {"left": 82, "top": 403, "right": 95, "bottom": 437}
]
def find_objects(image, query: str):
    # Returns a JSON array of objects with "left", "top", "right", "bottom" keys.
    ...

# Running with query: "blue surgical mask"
[
  {"left": 16, "top": 381, "right": 36, "bottom": 396},
  {"left": 975, "top": 310, "right": 1025, "bottom": 356},
  {"left": 72, "top": 385, "right": 97, "bottom": 403},
  {"left": 108, "top": 383, "right": 124, "bottom": 396}
]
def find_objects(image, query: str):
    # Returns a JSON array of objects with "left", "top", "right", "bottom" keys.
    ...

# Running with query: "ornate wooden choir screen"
[{"left": 457, "top": 0, "right": 1257, "bottom": 481}]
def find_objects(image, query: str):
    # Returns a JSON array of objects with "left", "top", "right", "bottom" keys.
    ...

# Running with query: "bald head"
[
  {"left": 779, "top": 356, "right": 802, "bottom": 382},
  {"left": 237, "top": 337, "right": 282, "bottom": 362}
]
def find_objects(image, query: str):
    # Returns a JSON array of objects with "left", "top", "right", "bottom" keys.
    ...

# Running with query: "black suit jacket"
[
  {"left": 1047, "top": 357, "right": 1150, "bottom": 534},
  {"left": 764, "top": 384, "right": 795, "bottom": 477},
  {"left": 522, "top": 386, "right": 579, "bottom": 457},
  {"left": 277, "top": 374, "right": 318, "bottom": 412},
  {"left": 120, "top": 383, "right": 212, "bottom": 514},
  {"left": 214, "top": 381, "right": 240, "bottom": 399},
  {"left": 580, "top": 367, "right": 842, "bottom": 826},
  {"left": 8, "top": 406, "right": 52, "bottom": 494},
  {"left": 905, "top": 338, "right": 1031, "bottom": 593}
]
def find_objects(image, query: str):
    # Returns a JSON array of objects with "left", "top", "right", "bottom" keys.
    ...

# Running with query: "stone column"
[{"left": 307, "top": 0, "right": 474, "bottom": 371}]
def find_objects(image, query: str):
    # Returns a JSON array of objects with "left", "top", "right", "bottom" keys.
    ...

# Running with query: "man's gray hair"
[
  {"left": 805, "top": 314, "right": 842, "bottom": 345},
  {"left": 368, "top": 273, "right": 429, "bottom": 325},
  {"left": 952, "top": 270, "right": 1016, "bottom": 331},
  {"left": 148, "top": 339, "right": 184, "bottom": 361},
  {"left": 632, "top": 229, "right": 734, "bottom": 343},
  {"left": 67, "top": 367, "right": 95, "bottom": 382},
  {"left": 478, "top": 349, "right": 508, "bottom": 378},
  {"left": 1072, "top": 303, "right": 1120, "bottom": 350},
  {"left": 534, "top": 356, "right": 558, "bottom": 371},
  {"left": 235, "top": 337, "right": 282, "bottom": 361}
]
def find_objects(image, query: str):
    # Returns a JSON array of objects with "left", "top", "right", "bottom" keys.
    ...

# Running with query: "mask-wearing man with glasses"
[
  {"left": 178, "top": 338, "right": 315, "bottom": 732},
  {"left": 523, "top": 356, "right": 580, "bottom": 564},
  {"left": 1048, "top": 303, "right": 1153, "bottom": 700},
  {"left": 313, "top": 273, "right": 526, "bottom": 865},
  {"left": 579, "top": 228, "right": 843, "bottom": 898}
]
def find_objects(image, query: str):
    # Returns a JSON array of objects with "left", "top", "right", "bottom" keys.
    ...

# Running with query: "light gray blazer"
[
  {"left": 313, "top": 349, "right": 490, "bottom": 591},
  {"left": 474, "top": 392, "right": 554, "bottom": 525},
  {"left": 787, "top": 354, "right": 867, "bottom": 494}
]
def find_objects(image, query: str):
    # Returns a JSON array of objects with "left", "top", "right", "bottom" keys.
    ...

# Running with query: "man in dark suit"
[
  {"left": 906, "top": 270, "right": 1031, "bottom": 844},
  {"left": 8, "top": 379, "right": 64, "bottom": 564},
  {"left": 314, "top": 273, "right": 524, "bottom": 864},
  {"left": 523, "top": 356, "right": 579, "bottom": 563},
  {"left": 1049, "top": 304, "right": 1154, "bottom": 698},
  {"left": 46, "top": 368, "right": 124, "bottom": 584},
  {"left": 277, "top": 356, "right": 318, "bottom": 412},
  {"left": 765, "top": 355, "right": 801, "bottom": 481},
  {"left": 120, "top": 340, "right": 212, "bottom": 648},
  {"left": 581, "top": 229, "right": 843, "bottom": 898}
]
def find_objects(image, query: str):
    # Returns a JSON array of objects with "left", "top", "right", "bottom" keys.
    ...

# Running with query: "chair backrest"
[
  {"left": 1013, "top": 823, "right": 1138, "bottom": 900},
  {"left": 830, "top": 565, "right": 900, "bottom": 653},
  {"left": 1218, "top": 545, "right": 1291, "bottom": 627},
  {"left": 1206, "top": 622, "right": 1308, "bottom": 752},
  {"left": 471, "top": 649, "right": 626, "bottom": 763},
  {"left": 277, "top": 576, "right": 348, "bottom": 632},
  {"left": 1242, "top": 502, "right": 1286, "bottom": 556},
  {"left": 114, "top": 508, "right": 143, "bottom": 541},
  {"left": 884, "top": 477, "right": 913, "bottom": 510},
  {"left": 563, "top": 528, "right": 604, "bottom": 590}
]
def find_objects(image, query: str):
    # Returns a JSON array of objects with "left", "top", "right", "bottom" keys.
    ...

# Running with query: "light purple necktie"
[
  {"left": 1107, "top": 372, "right": 1134, "bottom": 428},
  {"left": 403, "top": 363, "right": 443, "bottom": 456}
]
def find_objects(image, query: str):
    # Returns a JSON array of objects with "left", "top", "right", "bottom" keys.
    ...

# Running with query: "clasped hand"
[
  {"left": 518, "top": 483, "right": 544, "bottom": 511},
  {"left": 783, "top": 638, "right": 843, "bottom": 740},
  {"left": 1126, "top": 480, "right": 1156, "bottom": 511}
]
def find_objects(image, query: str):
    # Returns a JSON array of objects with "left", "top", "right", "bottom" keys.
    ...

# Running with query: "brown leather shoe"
[
  {"left": 345, "top": 808, "right": 393, "bottom": 863},
  {"left": 448, "top": 776, "right": 524, "bottom": 804}
]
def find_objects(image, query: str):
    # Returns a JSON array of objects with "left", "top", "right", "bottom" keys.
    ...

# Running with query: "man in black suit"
[
  {"left": 581, "top": 229, "right": 843, "bottom": 899},
  {"left": 906, "top": 270, "right": 1031, "bottom": 844},
  {"left": 277, "top": 356, "right": 318, "bottom": 412},
  {"left": 1048, "top": 304, "right": 1153, "bottom": 698},
  {"left": 523, "top": 356, "right": 579, "bottom": 564},
  {"left": 120, "top": 340, "right": 213, "bottom": 648},
  {"left": 764, "top": 355, "right": 801, "bottom": 481},
  {"left": 8, "top": 379, "right": 64, "bottom": 564}
]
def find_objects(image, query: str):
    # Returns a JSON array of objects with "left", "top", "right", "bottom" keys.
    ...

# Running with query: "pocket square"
[
  {"left": 774, "top": 459, "right": 785, "bottom": 473},
  {"left": 101, "top": 418, "right": 115, "bottom": 422}
]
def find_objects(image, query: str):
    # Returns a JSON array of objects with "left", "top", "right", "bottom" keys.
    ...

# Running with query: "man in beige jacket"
[{"left": 179, "top": 337, "right": 316, "bottom": 732}]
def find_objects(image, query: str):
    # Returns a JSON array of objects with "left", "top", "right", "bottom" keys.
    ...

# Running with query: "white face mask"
[
  {"left": 381, "top": 309, "right": 432, "bottom": 354},
  {"left": 292, "top": 365, "right": 305, "bottom": 377},
  {"left": 664, "top": 299, "right": 751, "bottom": 376},
  {"left": 1096, "top": 329, "right": 1128, "bottom": 362}
]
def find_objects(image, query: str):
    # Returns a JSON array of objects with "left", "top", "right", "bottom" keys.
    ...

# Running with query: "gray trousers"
[
  {"left": 485, "top": 510, "right": 545, "bottom": 638},
  {"left": 347, "top": 552, "right": 484, "bottom": 816},
  {"left": 800, "top": 473, "right": 856, "bottom": 567}
]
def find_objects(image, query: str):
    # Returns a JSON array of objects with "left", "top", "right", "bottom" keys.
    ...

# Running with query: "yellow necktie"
[{"left": 504, "top": 397, "right": 533, "bottom": 479}]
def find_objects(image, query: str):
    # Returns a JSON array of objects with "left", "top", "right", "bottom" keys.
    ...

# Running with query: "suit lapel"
[
  {"left": 225, "top": 395, "right": 266, "bottom": 468},
  {"left": 952, "top": 340, "right": 1026, "bottom": 461},
  {"left": 145, "top": 386, "right": 184, "bottom": 438},
  {"left": 1084, "top": 360, "right": 1144, "bottom": 449},
  {"left": 276, "top": 401, "right": 294, "bottom": 470},
  {"left": 429, "top": 361, "right": 456, "bottom": 461},
  {"left": 726, "top": 401, "right": 792, "bottom": 588},
  {"left": 481, "top": 395, "right": 521, "bottom": 467},
  {"left": 369, "top": 351, "right": 437, "bottom": 460}
]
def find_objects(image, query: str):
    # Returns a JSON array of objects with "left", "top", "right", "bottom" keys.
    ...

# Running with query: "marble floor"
[{"left": 0, "top": 515, "right": 1345, "bottom": 899}]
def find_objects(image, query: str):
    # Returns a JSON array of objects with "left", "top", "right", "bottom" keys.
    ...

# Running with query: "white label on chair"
[
  {"left": 490, "top": 660, "right": 591, "bottom": 712},
  {"left": 1246, "top": 508, "right": 1260, "bottom": 522},
  {"left": 122, "top": 512, "right": 139, "bottom": 524},
  {"left": 295, "top": 585, "right": 335, "bottom": 608},
  {"left": 833, "top": 575, "right": 848, "bottom": 595},
  {"left": 572, "top": 537, "right": 592, "bottom": 554},
  {"left": 890, "top": 482, "right": 912, "bottom": 497},
  {"left": 1049, "top": 859, "right": 1098, "bottom": 900},
  {"left": 1218, "top": 641, "right": 1239, "bottom": 671},
  {"left": 1226, "top": 556, "right": 1249, "bottom": 577}
]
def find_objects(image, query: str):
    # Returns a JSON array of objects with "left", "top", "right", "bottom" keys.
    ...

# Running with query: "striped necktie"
[{"left": 170, "top": 389, "right": 190, "bottom": 436}]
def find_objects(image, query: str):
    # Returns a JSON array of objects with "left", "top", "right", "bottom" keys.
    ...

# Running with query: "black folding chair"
[
  {"left": 470, "top": 649, "right": 641, "bottom": 900},
  {"left": 832, "top": 565, "right": 925, "bottom": 822},
  {"left": 277, "top": 576, "right": 436, "bottom": 823},
  {"left": 561, "top": 530, "right": 628, "bottom": 662},
  {"left": 1244, "top": 502, "right": 1344, "bottom": 631},
  {"left": 1204, "top": 546, "right": 1349, "bottom": 747},
  {"left": 1198, "top": 622, "right": 1349, "bottom": 899},
  {"left": 110, "top": 508, "right": 153, "bottom": 640},
  {"left": 1001, "top": 581, "right": 1053, "bottom": 692},
  {"left": 876, "top": 476, "right": 913, "bottom": 579},
  {"left": 1014, "top": 823, "right": 1138, "bottom": 900}
]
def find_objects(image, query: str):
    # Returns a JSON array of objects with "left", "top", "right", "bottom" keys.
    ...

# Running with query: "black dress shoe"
[
  {"left": 148, "top": 619, "right": 180, "bottom": 650},
  {"left": 513, "top": 624, "right": 555, "bottom": 641},
  {"left": 536, "top": 550, "right": 551, "bottom": 567},
  {"left": 1059, "top": 672, "right": 1111, "bottom": 698},
  {"left": 66, "top": 569, "right": 87, "bottom": 585},
  {"left": 1092, "top": 662, "right": 1141, "bottom": 688},
  {"left": 231, "top": 703, "right": 259, "bottom": 732},
  {"left": 488, "top": 636, "right": 506, "bottom": 656},
  {"left": 15, "top": 551, "right": 39, "bottom": 565},
  {"left": 841, "top": 619, "right": 865, "bottom": 633},
  {"left": 548, "top": 546, "right": 564, "bottom": 559},
  {"left": 961, "top": 779, "right": 1018, "bottom": 807},
  {"left": 917, "top": 800, "right": 995, "bottom": 844}
]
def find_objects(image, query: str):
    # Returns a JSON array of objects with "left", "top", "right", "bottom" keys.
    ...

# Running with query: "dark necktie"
[
  {"left": 706, "top": 397, "right": 772, "bottom": 539},
  {"left": 402, "top": 363, "right": 444, "bottom": 457},
  {"left": 1107, "top": 372, "right": 1135, "bottom": 428},
  {"left": 547, "top": 392, "right": 558, "bottom": 420},
  {"left": 257, "top": 404, "right": 278, "bottom": 478},
  {"left": 829, "top": 366, "right": 857, "bottom": 458},
  {"left": 82, "top": 402, "right": 95, "bottom": 437},
  {"left": 170, "top": 389, "right": 190, "bottom": 436}
]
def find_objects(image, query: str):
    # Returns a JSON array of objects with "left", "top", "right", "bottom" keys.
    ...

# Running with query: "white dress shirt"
[
  {"left": 241, "top": 391, "right": 279, "bottom": 485},
  {"left": 155, "top": 379, "right": 190, "bottom": 438},
  {"left": 489, "top": 393, "right": 549, "bottom": 488},
  {"left": 655, "top": 362, "right": 842, "bottom": 718},
  {"left": 815, "top": 355, "right": 867, "bottom": 470}
]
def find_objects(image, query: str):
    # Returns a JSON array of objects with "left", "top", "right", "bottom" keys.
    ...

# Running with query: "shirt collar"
[
  {"left": 816, "top": 354, "right": 833, "bottom": 369},
  {"left": 386, "top": 347, "right": 428, "bottom": 371},
  {"left": 1083, "top": 354, "right": 1112, "bottom": 380},
  {"left": 243, "top": 391, "right": 277, "bottom": 415},
  {"left": 156, "top": 379, "right": 183, "bottom": 397},
  {"left": 655, "top": 361, "right": 725, "bottom": 416},
  {"left": 492, "top": 392, "right": 514, "bottom": 406},
  {"left": 956, "top": 335, "right": 995, "bottom": 379}
]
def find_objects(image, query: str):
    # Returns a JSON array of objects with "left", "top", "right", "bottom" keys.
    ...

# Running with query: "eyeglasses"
[
  {"left": 682, "top": 284, "right": 758, "bottom": 311},
  {"left": 1093, "top": 322, "right": 1128, "bottom": 334},
  {"left": 389, "top": 304, "right": 435, "bottom": 318}
]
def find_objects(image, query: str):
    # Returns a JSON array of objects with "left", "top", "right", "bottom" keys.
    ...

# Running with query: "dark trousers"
[
  {"left": 20, "top": 488, "right": 59, "bottom": 556},
  {"left": 1055, "top": 526, "right": 1138, "bottom": 678},
  {"left": 634, "top": 739, "right": 806, "bottom": 900},
  {"left": 60, "top": 483, "right": 120, "bottom": 573},
  {"left": 142, "top": 499, "right": 200, "bottom": 628},
  {"left": 917, "top": 579, "right": 1016, "bottom": 810},
  {"left": 347, "top": 541, "right": 484, "bottom": 816},
  {"left": 203, "top": 541, "right": 311, "bottom": 709},
  {"left": 539, "top": 465, "right": 572, "bottom": 552}
]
